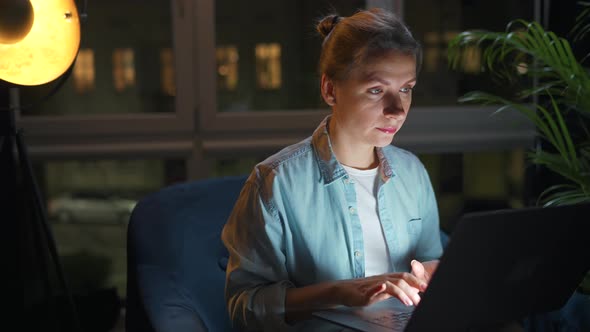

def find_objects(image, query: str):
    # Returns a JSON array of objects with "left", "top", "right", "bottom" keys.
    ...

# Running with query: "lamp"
[
  {"left": 0, "top": 0, "right": 81, "bottom": 330},
  {"left": 0, "top": 0, "right": 80, "bottom": 85}
]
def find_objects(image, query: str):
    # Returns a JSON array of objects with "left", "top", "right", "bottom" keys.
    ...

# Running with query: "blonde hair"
[{"left": 317, "top": 8, "right": 422, "bottom": 80}]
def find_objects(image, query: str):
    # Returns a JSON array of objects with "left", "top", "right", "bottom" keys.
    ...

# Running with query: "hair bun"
[{"left": 317, "top": 14, "right": 341, "bottom": 39}]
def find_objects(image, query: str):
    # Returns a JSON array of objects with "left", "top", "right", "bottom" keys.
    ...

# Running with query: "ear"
[{"left": 320, "top": 74, "right": 336, "bottom": 106}]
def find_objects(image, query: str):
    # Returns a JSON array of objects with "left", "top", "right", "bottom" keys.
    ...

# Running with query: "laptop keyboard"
[{"left": 366, "top": 310, "right": 413, "bottom": 330}]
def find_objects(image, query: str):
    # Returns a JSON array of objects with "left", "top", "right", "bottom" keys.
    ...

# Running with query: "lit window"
[
  {"left": 255, "top": 43, "right": 281, "bottom": 89},
  {"left": 113, "top": 48, "right": 136, "bottom": 92},
  {"left": 216, "top": 46, "right": 239, "bottom": 90},
  {"left": 460, "top": 46, "right": 482, "bottom": 74},
  {"left": 73, "top": 49, "right": 95, "bottom": 94},
  {"left": 160, "top": 48, "right": 176, "bottom": 96}
]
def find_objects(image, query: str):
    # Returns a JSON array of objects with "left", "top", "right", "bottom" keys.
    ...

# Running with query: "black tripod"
[{"left": 1, "top": 89, "right": 80, "bottom": 331}]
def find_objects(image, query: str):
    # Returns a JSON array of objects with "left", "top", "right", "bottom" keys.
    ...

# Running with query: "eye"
[
  {"left": 400, "top": 86, "right": 413, "bottom": 94},
  {"left": 368, "top": 87, "right": 383, "bottom": 95}
]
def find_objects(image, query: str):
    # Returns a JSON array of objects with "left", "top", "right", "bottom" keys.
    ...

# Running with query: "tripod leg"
[
  {"left": 0, "top": 130, "right": 22, "bottom": 330},
  {"left": 15, "top": 129, "right": 81, "bottom": 332}
]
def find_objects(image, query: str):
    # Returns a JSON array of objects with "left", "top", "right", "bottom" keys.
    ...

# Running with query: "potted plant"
[
  {"left": 447, "top": 2, "right": 590, "bottom": 329},
  {"left": 448, "top": 6, "right": 589, "bottom": 208}
]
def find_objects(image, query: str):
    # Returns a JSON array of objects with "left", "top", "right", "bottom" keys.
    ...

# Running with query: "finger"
[
  {"left": 422, "top": 270, "right": 431, "bottom": 285},
  {"left": 394, "top": 272, "right": 428, "bottom": 292},
  {"left": 411, "top": 260, "right": 432, "bottom": 287},
  {"left": 368, "top": 283, "right": 390, "bottom": 300},
  {"left": 365, "top": 283, "right": 391, "bottom": 306},
  {"left": 411, "top": 260, "right": 425, "bottom": 280},
  {"left": 384, "top": 280, "right": 421, "bottom": 306},
  {"left": 366, "top": 282, "right": 386, "bottom": 297},
  {"left": 422, "top": 261, "right": 439, "bottom": 283},
  {"left": 383, "top": 281, "right": 413, "bottom": 306},
  {"left": 393, "top": 278, "right": 422, "bottom": 305}
]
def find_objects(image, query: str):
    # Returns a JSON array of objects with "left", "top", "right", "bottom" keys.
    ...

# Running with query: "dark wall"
[{"left": 549, "top": 0, "right": 589, "bottom": 58}]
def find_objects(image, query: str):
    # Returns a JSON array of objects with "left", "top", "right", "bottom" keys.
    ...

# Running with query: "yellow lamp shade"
[{"left": 0, "top": 0, "right": 81, "bottom": 86}]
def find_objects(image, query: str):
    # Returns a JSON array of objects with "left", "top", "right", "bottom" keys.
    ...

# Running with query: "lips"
[{"left": 377, "top": 127, "right": 397, "bottom": 134}]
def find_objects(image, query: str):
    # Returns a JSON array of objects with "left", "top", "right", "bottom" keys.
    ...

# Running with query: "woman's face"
[{"left": 325, "top": 51, "right": 417, "bottom": 149}]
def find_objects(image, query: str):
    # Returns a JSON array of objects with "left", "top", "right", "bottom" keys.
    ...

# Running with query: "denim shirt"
[{"left": 222, "top": 116, "right": 442, "bottom": 331}]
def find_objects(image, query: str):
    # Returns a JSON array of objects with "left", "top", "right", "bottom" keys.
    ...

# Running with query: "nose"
[{"left": 383, "top": 92, "right": 405, "bottom": 118}]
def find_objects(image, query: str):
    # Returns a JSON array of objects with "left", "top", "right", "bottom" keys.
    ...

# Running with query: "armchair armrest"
[{"left": 137, "top": 265, "right": 208, "bottom": 332}]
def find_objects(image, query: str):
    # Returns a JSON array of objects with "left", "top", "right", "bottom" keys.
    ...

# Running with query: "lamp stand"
[{"left": 2, "top": 88, "right": 80, "bottom": 331}]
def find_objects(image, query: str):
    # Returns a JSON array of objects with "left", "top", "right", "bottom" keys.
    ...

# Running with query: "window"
[
  {"left": 19, "top": 0, "right": 176, "bottom": 115},
  {"left": 73, "top": 48, "right": 95, "bottom": 94},
  {"left": 255, "top": 43, "right": 282, "bottom": 90},
  {"left": 213, "top": 157, "right": 265, "bottom": 178},
  {"left": 404, "top": 0, "right": 535, "bottom": 106},
  {"left": 458, "top": 46, "right": 482, "bottom": 74},
  {"left": 216, "top": 46, "right": 239, "bottom": 91},
  {"left": 38, "top": 159, "right": 186, "bottom": 296},
  {"left": 213, "top": 0, "right": 366, "bottom": 112},
  {"left": 200, "top": 0, "right": 534, "bottom": 158},
  {"left": 420, "top": 149, "right": 527, "bottom": 232},
  {"left": 160, "top": 48, "right": 176, "bottom": 96},
  {"left": 113, "top": 48, "right": 136, "bottom": 92}
]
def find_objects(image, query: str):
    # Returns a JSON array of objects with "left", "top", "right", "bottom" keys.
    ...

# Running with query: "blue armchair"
[
  {"left": 125, "top": 175, "right": 588, "bottom": 332},
  {"left": 126, "top": 175, "right": 247, "bottom": 332},
  {"left": 125, "top": 174, "right": 451, "bottom": 332}
]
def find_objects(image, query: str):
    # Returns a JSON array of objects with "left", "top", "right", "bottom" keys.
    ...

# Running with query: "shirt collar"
[{"left": 312, "top": 115, "right": 397, "bottom": 185}]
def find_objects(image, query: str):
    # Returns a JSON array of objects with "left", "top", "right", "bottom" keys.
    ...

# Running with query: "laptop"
[{"left": 313, "top": 203, "right": 590, "bottom": 331}]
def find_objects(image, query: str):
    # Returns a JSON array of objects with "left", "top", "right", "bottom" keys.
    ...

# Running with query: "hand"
[
  {"left": 410, "top": 260, "right": 439, "bottom": 288},
  {"left": 334, "top": 273, "right": 428, "bottom": 307}
]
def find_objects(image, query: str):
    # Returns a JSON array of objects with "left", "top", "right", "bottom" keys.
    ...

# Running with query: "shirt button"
[
  {"left": 349, "top": 207, "right": 355, "bottom": 215},
  {"left": 354, "top": 251, "right": 362, "bottom": 257},
  {"left": 344, "top": 178, "right": 350, "bottom": 184}
]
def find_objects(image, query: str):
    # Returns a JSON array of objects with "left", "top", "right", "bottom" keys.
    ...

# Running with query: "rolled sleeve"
[{"left": 222, "top": 175, "right": 294, "bottom": 331}]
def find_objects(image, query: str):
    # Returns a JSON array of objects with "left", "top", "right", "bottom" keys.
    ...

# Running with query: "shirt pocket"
[{"left": 407, "top": 217, "right": 423, "bottom": 236}]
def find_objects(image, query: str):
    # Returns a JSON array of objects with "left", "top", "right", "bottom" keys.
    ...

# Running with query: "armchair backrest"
[{"left": 126, "top": 175, "right": 248, "bottom": 332}]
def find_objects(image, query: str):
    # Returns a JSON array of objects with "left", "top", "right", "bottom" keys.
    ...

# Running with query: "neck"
[{"left": 328, "top": 117, "right": 378, "bottom": 170}]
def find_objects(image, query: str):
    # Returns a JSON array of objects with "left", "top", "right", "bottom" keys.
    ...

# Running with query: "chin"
[{"left": 374, "top": 136, "right": 396, "bottom": 148}]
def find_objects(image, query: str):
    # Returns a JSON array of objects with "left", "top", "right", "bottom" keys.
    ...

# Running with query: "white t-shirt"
[{"left": 342, "top": 165, "right": 391, "bottom": 276}]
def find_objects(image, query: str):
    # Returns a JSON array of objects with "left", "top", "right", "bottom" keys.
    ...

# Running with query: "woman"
[{"left": 222, "top": 8, "right": 442, "bottom": 331}]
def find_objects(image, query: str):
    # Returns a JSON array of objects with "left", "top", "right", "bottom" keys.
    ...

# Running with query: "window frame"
[
  {"left": 18, "top": 0, "right": 196, "bottom": 160},
  {"left": 196, "top": 0, "right": 535, "bottom": 159},
  {"left": 18, "top": 0, "right": 540, "bottom": 180}
]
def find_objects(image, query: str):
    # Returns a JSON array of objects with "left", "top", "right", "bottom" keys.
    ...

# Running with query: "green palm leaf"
[
  {"left": 448, "top": 20, "right": 590, "bottom": 118},
  {"left": 448, "top": 11, "right": 590, "bottom": 207},
  {"left": 539, "top": 184, "right": 590, "bottom": 206}
]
